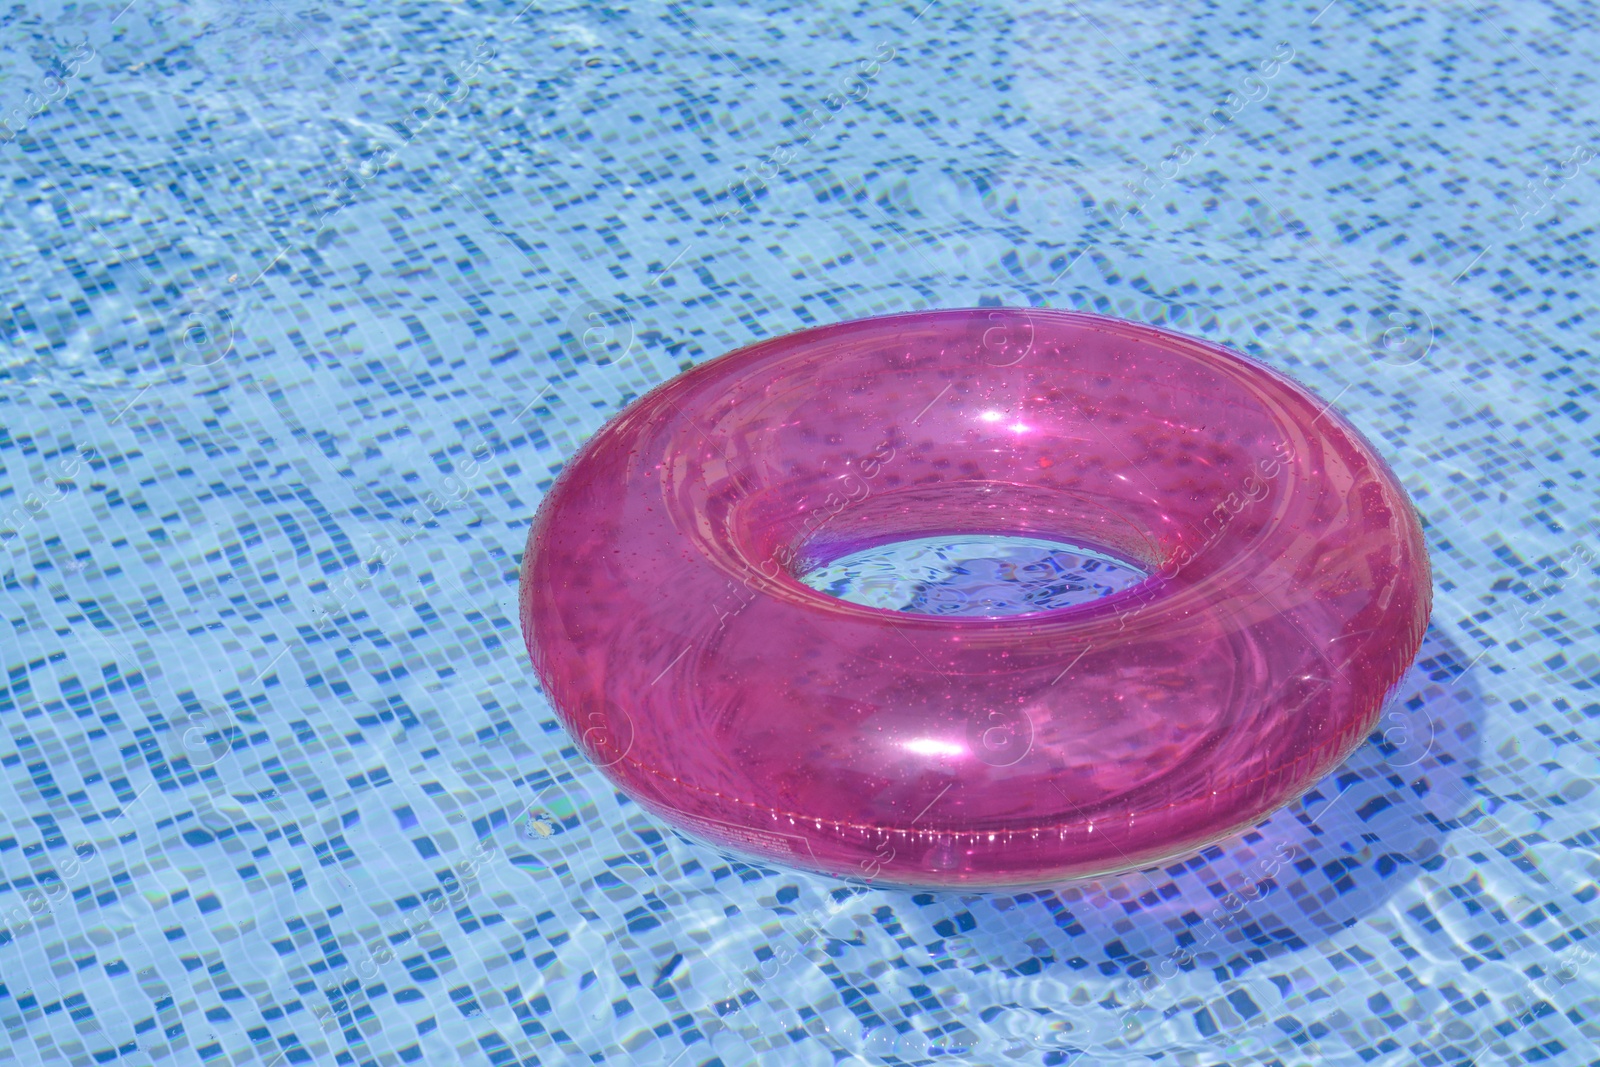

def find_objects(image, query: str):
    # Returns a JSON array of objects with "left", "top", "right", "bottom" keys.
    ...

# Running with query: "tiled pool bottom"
[
  {"left": 477, "top": 626, "right": 1493, "bottom": 1067},
  {"left": 2, "top": 0, "right": 1599, "bottom": 1063}
]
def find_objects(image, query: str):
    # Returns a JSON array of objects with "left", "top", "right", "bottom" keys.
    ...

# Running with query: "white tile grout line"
[
  {"left": 1050, "top": 242, "right": 1095, "bottom": 284},
  {"left": 1451, "top": 245, "right": 1493, "bottom": 286},
  {"left": 107, "top": 384, "right": 150, "bottom": 426},
  {"left": 1068, "top": 4, "right": 1140, "bottom": 71},
  {"left": 1306, "top": 778, "right": 1358, "bottom": 828},
  {"left": 108, "top": 780, "right": 156, "bottom": 824},
  {"left": 645, "top": 244, "right": 694, "bottom": 288},
  {"left": 1466, "top": 0, "right": 1562, "bottom": 94},
  {"left": 508, "top": 381, "right": 559, "bottom": 425},
  {"left": 247, "top": 642, "right": 294, "bottom": 687},
  {"left": 265, "top": 0, "right": 352, "bottom": 84}
]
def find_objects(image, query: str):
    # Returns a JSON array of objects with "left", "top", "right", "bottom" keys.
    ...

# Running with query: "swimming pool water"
[
  {"left": 1, "top": 1, "right": 1597, "bottom": 1064},
  {"left": 800, "top": 535, "right": 1147, "bottom": 616}
]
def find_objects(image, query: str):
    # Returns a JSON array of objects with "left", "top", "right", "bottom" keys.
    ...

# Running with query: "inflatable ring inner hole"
[
  {"left": 797, "top": 532, "right": 1150, "bottom": 618},
  {"left": 715, "top": 417, "right": 1294, "bottom": 632}
]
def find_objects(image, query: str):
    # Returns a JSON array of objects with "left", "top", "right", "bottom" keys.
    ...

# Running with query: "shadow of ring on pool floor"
[
  {"left": 1067, "top": 622, "right": 1482, "bottom": 930},
  {"left": 850, "top": 622, "right": 1489, "bottom": 1058},
  {"left": 544, "top": 624, "right": 1487, "bottom": 1066},
  {"left": 502, "top": 620, "right": 1484, "bottom": 1062}
]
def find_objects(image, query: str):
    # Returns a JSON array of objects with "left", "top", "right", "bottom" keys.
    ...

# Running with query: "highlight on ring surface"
[{"left": 521, "top": 308, "right": 1431, "bottom": 890}]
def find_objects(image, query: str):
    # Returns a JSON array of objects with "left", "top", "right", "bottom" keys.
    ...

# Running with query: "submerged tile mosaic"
[{"left": 0, "top": 0, "right": 1598, "bottom": 1064}]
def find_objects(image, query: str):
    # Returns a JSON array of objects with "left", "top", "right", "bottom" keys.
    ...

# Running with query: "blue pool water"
[
  {"left": 1, "top": 1, "right": 1597, "bottom": 1064},
  {"left": 800, "top": 536, "right": 1147, "bottom": 616}
]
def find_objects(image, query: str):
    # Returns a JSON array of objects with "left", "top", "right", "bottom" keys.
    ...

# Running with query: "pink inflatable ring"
[{"left": 521, "top": 308, "right": 1430, "bottom": 890}]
